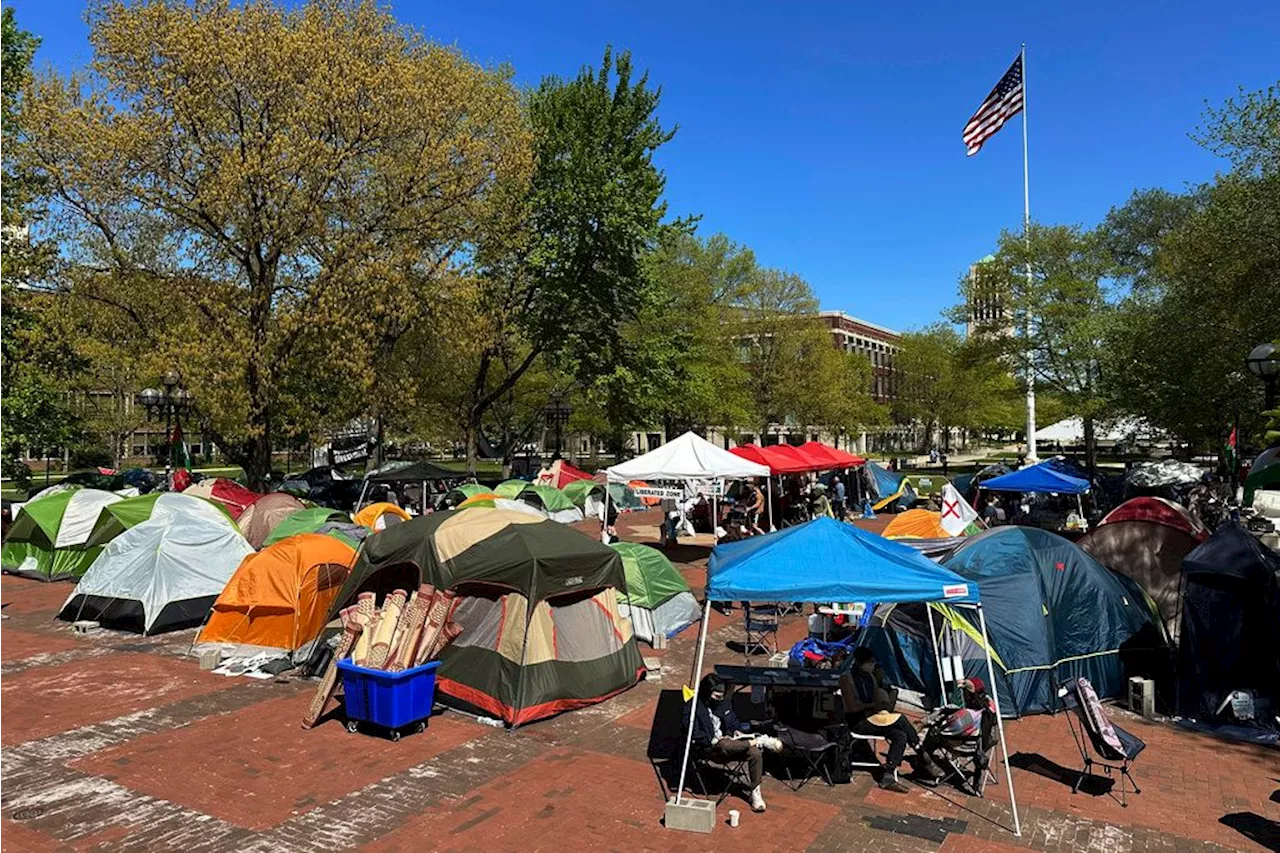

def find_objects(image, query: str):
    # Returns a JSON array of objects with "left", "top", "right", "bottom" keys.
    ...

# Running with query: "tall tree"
[
  {"left": 21, "top": 0, "right": 528, "bottom": 485},
  {"left": 967, "top": 224, "right": 1114, "bottom": 476},
  {"left": 455, "top": 47, "right": 684, "bottom": 471},
  {"left": 1, "top": 8, "right": 83, "bottom": 487}
]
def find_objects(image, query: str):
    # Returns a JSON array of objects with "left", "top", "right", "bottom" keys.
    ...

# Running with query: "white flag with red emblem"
[{"left": 940, "top": 483, "right": 979, "bottom": 537}]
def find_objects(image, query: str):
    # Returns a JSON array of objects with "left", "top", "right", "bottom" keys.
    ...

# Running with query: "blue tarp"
[
  {"left": 865, "top": 464, "right": 917, "bottom": 511},
  {"left": 979, "top": 460, "right": 1090, "bottom": 494},
  {"left": 706, "top": 517, "right": 979, "bottom": 604}
]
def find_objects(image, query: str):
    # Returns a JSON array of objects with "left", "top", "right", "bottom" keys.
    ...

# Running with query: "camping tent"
[
  {"left": 356, "top": 460, "right": 460, "bottom": 509},
  {"left": 562, "top": 480, "right": 607, "bottom": 519},
  {"left": 606, "top": 431, "right": 770, "bottom": 483},
  {"left": 86, "top": 492, "right": 231, "bottom": 547},
  {"left": 517, "top": 484, "right": 584, "bottom": 524},
  {"left": 1176, "top": 523, "right": 1280, "bottom": 731},
  {"left": 863, "top": 463, "right": 918, "bottom": 512},
  {"left": 261, "top": 507, "right": 357, "bottom": 549},
  {"left": 328, "top": 509, "right": 644, "bottom": 727},
  {"left": 494, "top": 479, "right": 530, "bottom": 499},
  {"left": 690, "top": 517, "right": 1021, "bottom": 834},
  {"left": 953, "top": 464, "right": 1011, "bottom": 502},
  {"left": 1243, "top": 447, "right": 1280, "bottom": 507},
  {"left": 445, "top": 483, "right": 492, "bottom": 506},
  {"left": 934, "top": 527, "right": 1161, "bottom": 715},
  {"left": 237, "top": 492, "right": 307, "bottom": 549},
  {"left": 1080, "top": 498, "right": 1205, "bottom": 640},
  {"left": 882, "top": 508, "right": 978, "bottom": 540},
  {"left": 1099, "top": 496, "right": 1207, "bottom": 540},
  {"left": 59, "top": 506, "right": 253, "bottom": 634},
  {"left": 610, "top": 542, "right": 700, "bottom": 645},
  {"left": 195, "top": 534, "right": 356, "bottom": 660},
  {"left": 2, "top": 488, "right": 123, "bottom": 581},
  {"left": 1124, "top": 460, "right": 1206, "bottom": 490},
  {"left": 979, "top": 461, "right": 1090, "bottom": 495},
  {"left": 352, "top": 502, "right": 411, "bottom": 531},
  {"left": 536, "top": 459, "right": 594, "bottom": 489},
  {"left": 456, "top": 493, "right": 547, "bottom": 520},
  {"left": 183, "top": 478, "right": 262, "bottom": 519},
  {"left": 605, "top": 482, "right": 646, "bottom": 512}
]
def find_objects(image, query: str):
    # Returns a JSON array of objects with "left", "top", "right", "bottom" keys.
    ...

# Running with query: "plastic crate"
[{"left": 337, "top": 659, "right": 440, "bottom": 734}]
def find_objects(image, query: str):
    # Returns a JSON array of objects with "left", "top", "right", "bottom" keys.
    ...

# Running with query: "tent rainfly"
[
  {"left": 356, "top": 460, "right": 461, "bottom": 509},
  {"left": 261, "top": 507, "right": 354, "bottom": 549},
  {"left": 237, "top": 492, "right": 307, "bottom": 549},
  {"left": 60, "top": 507, "right": 253, "bottom": 634},
  {"left": 610, "top": 542, "right": 700, "bottom": 645},
  {"left": 678, "top": 517, "right": 1021, "bottom": 835},
  {"left": 2, "top": 488, "right": 124, "bottom": 581}
]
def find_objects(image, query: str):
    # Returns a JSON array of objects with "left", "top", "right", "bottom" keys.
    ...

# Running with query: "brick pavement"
[{"left": 2, "top": 510, "right": 1277, "bottom": 853}]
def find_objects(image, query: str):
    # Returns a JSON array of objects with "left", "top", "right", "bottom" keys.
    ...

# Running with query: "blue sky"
[{"left": 12, "top": 1, "right": 1280, "bottom": 331}]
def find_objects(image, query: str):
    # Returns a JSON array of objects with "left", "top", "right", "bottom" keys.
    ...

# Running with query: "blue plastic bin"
[{"left": 337, "top": 659, "right": 440, "bottom": 734}]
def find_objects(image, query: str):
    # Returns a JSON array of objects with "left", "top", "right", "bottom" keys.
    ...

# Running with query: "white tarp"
[
  {"left": 64, "top": 509, "right": 252, "bottom": 633},
  {"left": 53, "top": 490, "right": 124, "bottom": 548},
  {"left": 605, "top": 431, "right": 770, "bottom": 483},
  {"left": 147, "top": 492, "right": 233, "bottom": 524}
]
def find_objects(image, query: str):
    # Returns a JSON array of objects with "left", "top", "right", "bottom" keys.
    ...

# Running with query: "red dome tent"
[{"left": 1100, "top": 496, "right": 1208, "bottom": 541}]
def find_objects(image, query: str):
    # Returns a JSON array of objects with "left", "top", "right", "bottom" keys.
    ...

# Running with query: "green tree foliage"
[
  {"left": 447, "top": 47, "right": 683, "bottom": 471},
  {"left": 893, "top": 323, "right": 1021, "bottom": 449},
  {"left": 21, "top": 0, "right": 529, "bottom": 486},
  {"left": 1, "top": 8, "right": 83, "bottom": 484},
  {"left": 965, "top": 224, "right": 1114, "bottom": 475}
]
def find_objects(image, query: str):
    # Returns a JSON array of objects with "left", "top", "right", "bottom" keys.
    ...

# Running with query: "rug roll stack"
[{"left": 301, "top": 586, "right": 464, "bottom": 729}]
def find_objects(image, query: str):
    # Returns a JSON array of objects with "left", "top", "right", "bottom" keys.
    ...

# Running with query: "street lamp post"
[
  {"left": 1246, "top": 342, "right": 1279, "bottom": 411},
  {"left": 543, "top": 391, "right": 572, "bottom": 461},
  {"left": 136, "top": 370, "right": 195, "bottom": 487}
]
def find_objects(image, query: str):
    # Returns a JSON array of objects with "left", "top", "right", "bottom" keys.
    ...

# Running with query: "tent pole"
[
  {"left": 356, "top": 479, "right": 369, "bottom": 511},
  {"left": 925, "top": 604, "right": 948, "bottom": 704},
  {"left": 712, "top": 489, "right": 719, "bottom": 543},
  {"left": 675, "top": 597, "right": 713, "bottom": 806},
  {"left": 766, "top": 476, "right": 775, "bottom": 532},
  {"left": 978, "top": 603, "right": 1021, "bottom": 836},
  {"left": 603, "top": 483, "right": 612, "bottom": 545}
]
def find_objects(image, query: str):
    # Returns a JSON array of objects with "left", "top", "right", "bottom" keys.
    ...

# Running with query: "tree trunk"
[
  {"left": 1083, "top": 416, "right": 1097, "bottom": 483},
  {"left": 465, "top": 418, "right": 479, "bottom": 475}
]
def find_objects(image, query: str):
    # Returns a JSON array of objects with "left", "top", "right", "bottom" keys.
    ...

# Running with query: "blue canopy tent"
[
  {"left": 673, "top": 517, "right": 1022, "bottom": 836},
  {"left": 979, "top": 461, "right": 1090, "bottom": 494}
]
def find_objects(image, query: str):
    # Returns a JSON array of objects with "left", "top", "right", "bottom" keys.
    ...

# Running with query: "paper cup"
[{"left": 728, "top": 809, "right": 740, "bottom": 828}]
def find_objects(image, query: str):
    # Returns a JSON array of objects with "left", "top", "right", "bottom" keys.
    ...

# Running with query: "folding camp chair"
[
  {"left": 742, "top": 602, "right": 779, "bottom": 659},
  {"left": 687, "top": 745, "right": 754, "bottom": 806},
  {"left": 1059, "top": 677, "right": 1145, "bottom": 807},
  {"left": 774, "top": 725, "right": 836, "bottom": 791},
  {"left": 920, "top": 706, "right": 998, "bottom": 797}
]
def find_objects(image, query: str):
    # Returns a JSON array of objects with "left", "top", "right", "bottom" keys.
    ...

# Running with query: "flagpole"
[{"left": 1021, "top": 43, "right": 1038, "bottom": 463}]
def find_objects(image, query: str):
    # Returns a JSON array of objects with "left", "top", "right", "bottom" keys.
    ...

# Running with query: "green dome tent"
[
  {"left": 610, "top": 542, "right": 700, "bottom": 645},
  {"left": 518, "top": 484, "right": 584, "bottom": 524},
  {"left": 562, "top": 480, "right": 607, "bottom": 520},
  {"left": 444, "top": 483, "right": 491, "bottom": 506},
  {"left": 261, "top": 506, "right": 361, "bottom": 549},
  {"left": 494, "top": 479, "right": 530, "bottom": 499},
  {"left": 86, "top": 492, "right": 233, "bottom": 547},
  {"left": 2, "top": 488, "right": 124, "bottom": 581}
]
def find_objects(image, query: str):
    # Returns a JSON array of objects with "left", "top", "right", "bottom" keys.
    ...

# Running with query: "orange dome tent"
[
  {"left": 353, "top": 501, "right": 411, "bottom": 531},
  {"left": 196, "top": 534, "right": 355, "bottom": 659},
  {"left": 881, "top": 509, "right": 951, "bottom": 540}
]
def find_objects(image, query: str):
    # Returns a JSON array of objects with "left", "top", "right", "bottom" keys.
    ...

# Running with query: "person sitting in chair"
[
  {"left": 920, "top": 677, "right": 997, "bottom": 795},
  {"left": 839, "top": 648, "right": 942, "bottom": 793},
  {"left": 685, "top": 674, "right": 781, "bottom": 813}
]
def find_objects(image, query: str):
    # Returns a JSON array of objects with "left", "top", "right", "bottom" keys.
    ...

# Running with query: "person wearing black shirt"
[
  {"left": 838, "top": 648, "right": 942, "bottom": 793},
  {"left": 685, "top": 674, "right": 768, "bottom": 812}
]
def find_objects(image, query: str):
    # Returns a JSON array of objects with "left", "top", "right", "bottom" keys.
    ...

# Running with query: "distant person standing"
[
  {"left": 833, "top": 476, "right": 847, "bottom": 521},
  {"left": 941, "top": 453, "right": 949, "bottom": 477}
]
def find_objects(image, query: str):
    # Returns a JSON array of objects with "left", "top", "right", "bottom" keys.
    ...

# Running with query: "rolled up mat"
[
  {"left": 366, "top": 590, "right": 405, "bottom": 670},
  {"left": 302, "top": 607, "right": 363, "bottom": 729},
  {"left": 388, "top": 585, "right": 433, "bottom": 672},
  {"left": 352, "top": 592, "right": 377, "bottom": 665}
]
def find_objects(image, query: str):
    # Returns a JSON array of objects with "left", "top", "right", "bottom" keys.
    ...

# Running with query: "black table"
[{"left": 714, "top": 664, "right": 842, "bottom": 691}]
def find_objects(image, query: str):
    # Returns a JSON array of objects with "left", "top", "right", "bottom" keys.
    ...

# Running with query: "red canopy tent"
[
  {"left": 728, "top": 444, "right": 775, "bottom": 471},
  {"left": 762, "top": 444, "right": 815, "bottom": 474},
  {"left": 799, "top": 441, "right": 865, "bottom": 469}
]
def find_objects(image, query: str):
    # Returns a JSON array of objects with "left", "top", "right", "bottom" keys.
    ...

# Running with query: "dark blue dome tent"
[
  {"left": 672, "top": 517, "right": 1025, "bottom": 837},
  {"left": 861, "top": 526, "right": 1163, "bottom": 717}
]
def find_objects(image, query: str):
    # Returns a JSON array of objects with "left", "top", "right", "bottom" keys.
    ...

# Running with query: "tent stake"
[
  {"left": 674, "top": 597, "right": 713, "bottom": 806},
  {"left": 977, "top": 603, "right": 1021, "bottom": 836}
]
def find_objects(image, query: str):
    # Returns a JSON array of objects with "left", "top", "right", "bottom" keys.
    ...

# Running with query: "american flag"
[{"left": 962, "top": 54, "right": 1024, "bottom": 156}]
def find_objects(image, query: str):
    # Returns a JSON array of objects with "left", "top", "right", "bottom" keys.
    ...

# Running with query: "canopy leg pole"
[
  {"left": 356, "top": 479, "right": 369, "bottom": 512},
  {"left": 422, "top": 481, "right": 427, "bottom": 515},
  {"left": 675, "top": 597, "right": 713, "bottom": 805},
  {"left": 603, "top": 484, "right": 613, "bottom": 545},
  {"left": 978, "top": 603, "right": 1021, "bottom": 836},
  {"left": 766, "top": 476, "right": 774, "bottom": 532},
  {"left": 712, "top": 491, "right": 719, "bottom": 542},
  {"left": 925, "top": 604, "right": 948, "bottom": 705}
]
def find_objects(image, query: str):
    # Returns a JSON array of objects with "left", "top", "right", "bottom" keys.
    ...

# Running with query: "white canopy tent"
[
  {"left": 605, "top": 432, "right": 771, "bottom": 542},
  {"left": 1035, "top": 417, "right": 1156, "bottom": 445}
]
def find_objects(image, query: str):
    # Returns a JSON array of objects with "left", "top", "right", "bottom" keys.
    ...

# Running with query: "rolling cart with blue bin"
[{"left": 337, "top": 658, "right": 441, "bottom": 741}]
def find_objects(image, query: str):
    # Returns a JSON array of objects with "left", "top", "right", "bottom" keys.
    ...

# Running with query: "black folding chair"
[
  {"left": 742, "top": 602, "right": 779, "bottom": 659},
  {"left": 774, "top": 725, "right": 836, "bottom": 791},
  {"left": 687, "top": 746, "right": 754, "bottom": 805},
  {"left": 1059, "top": 678, "right": 1145, "bottom": 807}
]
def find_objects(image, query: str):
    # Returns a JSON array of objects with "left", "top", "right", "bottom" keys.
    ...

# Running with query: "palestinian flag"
[
  {"left": 170, "top": 424, "right": 193, "bottom": 469},
  {"left": 1224, "top": 426, "right": 1237, "bottom": 470}
]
